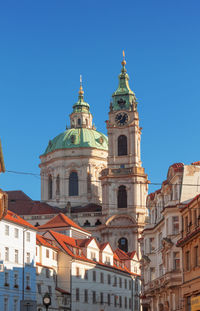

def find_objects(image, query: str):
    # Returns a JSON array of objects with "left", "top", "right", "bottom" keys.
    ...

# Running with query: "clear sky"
[{"left": 1, "top": 0, "right": 200, "bottom": 200}]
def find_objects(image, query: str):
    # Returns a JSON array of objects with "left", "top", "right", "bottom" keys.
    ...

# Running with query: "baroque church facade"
[{"left": 39, "top": 55, "right": 149, "bottom": 256}]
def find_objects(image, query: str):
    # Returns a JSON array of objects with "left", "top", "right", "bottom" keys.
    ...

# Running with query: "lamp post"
[{"left": 43, "top": 292, "right": 51, "bottom": 311}]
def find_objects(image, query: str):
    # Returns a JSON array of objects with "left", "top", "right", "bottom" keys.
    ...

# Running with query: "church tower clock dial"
[{"left": 99, "top": 51, "right": 149, "bottom": 257}]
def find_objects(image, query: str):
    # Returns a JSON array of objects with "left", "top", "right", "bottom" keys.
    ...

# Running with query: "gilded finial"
[
  {"left": 122, "top": 50, "right": 126, "bottom": 67},
  {"left": 79, "top": 74, "right": 84, "bottom": 96}
]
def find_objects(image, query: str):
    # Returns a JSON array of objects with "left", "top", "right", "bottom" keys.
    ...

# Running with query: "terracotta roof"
[
  {"left": 76, "top": 237, "right": 94, "bottom": 247},
  {"left": 4, "top": 210, "right": 37, "bottom": 230},
  {"left": 170, "top": 162, "right": 184, "bottom": 172},
  {"left": 71, "top": 203, "right": 102, "bottom": 213},
  {"left": 127, "top": 251, "right": 136, "bottom": 259},
  {"left": 99, "top": 242, "right": 110, "bottom": 251},
  {"left": 114, "top": 248, "right": 130, "bottom": 260},
  {"left": 7, "top": 191, "right": 63, "bottom": 215},
  {"left": 148, "top": 192, "right": 155, "bottom": 200},
  {"left": 191, "top": 161, "right": 200, "bottom": 166},
  {"left": 38, "top": 213, "right": 90, "bottom": 234},
  {"left": 36, "top": 234, "right": 59, "bottom": 250}
]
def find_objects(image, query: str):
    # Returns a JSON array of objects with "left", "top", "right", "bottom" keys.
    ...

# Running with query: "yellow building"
[
  {"left": 0, "top": 139, "right": 7, "bottom": 219},
  {"left": 177, "top": 193, "right": 200, "bottom": 311}
]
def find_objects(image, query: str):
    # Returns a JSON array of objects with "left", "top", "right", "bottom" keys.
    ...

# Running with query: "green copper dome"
[{"left": 43, "top": 128, "right": 108, "bottom": 155}]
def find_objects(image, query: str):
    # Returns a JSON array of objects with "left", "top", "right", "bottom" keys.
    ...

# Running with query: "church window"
[
  {"left": 48, "top": 175, "right": 53, "bottom": 200},
  {"left": 56, "top": 175, "right": 60, "bottom": 195},
  {"left": 86, "top": 119, "right": 88, "bottom": 126},
  {"left": 87, "top": 173, "right": 91, "bottom": 193},
  {"left": 69, "top": 171, "right": 78, "bottom": 196},
  {"left": 117, "top": 185, "right": 127, "bottom": 208},
  {"left": 78, "top": 118, "right": 81, "bottom": 126},
  {"left": 95, "top": 219, "right": 102, "bottom": 226},
  {"left": 83, "top": 220, "right": 91, "bottom": 227},
  {"left": 118, "top": 135, "right": 127, "bottom": 156},
  {"left": 118, "top": 237, "right": 128, "bottom": 252}
]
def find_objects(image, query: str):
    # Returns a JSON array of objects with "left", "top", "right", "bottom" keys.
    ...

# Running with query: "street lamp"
[{"left": 43, "top": 292, "right": 51, "bottom": 311}]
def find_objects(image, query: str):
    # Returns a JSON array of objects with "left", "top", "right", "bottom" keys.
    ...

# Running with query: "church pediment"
[{"left": 105, "top": 214, "right": 136, "bottom": 227}]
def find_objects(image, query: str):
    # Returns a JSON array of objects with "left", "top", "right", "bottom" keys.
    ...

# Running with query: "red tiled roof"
[
  {"left": 99, "top": 242, "right": 109, "bottom": 251},
  {"left": 170, "top": 163, "right": 184, "bottom": 172},
  {"left": 191, "top": 161, "right": 200, "bottom": 166},
  {"left": 114, "top": 248, "right": 130, "bottom": 260},
  {"left": 76, "top": 237, "right": 94, "bottom": 247},
  {"left": 4, "top": 210, "right": 37, "bottom": 230},
  {"left": 127, "top": 251, "right": 136, "bottom": 259},
  {"left": 36, "top": 234, "right": 59, "bottom": 250},
  {"left": 148, "top": 192, "right": 155, "bottom": 200},
  {"left": 7, "top": 191, "right": 62, "bottom": 215},
  {"left": 38, "top": 213, "right": 90, "bottom": 234}
]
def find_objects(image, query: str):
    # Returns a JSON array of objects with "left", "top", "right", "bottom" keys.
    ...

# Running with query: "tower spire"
[{"left": 78, "top": 74, "right": 84, "bottom": 100}]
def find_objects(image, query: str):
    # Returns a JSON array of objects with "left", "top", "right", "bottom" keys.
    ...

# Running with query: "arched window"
[
  {"left": 78, "top": 118, "right": 81, "bottom": 126},
  {"left": 83, "top": 220, "right": 91, "bottom": 227},
  {"left": 69, "top": 171, "right": 78, "bottom": 196},
  {"left": 87, "top": 173, "right": 91, "bottom": 194},
  {"left": 56, "top": 175, "right": 60, "bottom": 195},
  {"left": 48, "top": 175, "right": 53, "bottom": 200},
  {"left": 95, "top": 219, "right": 102, "bottom": 226},
  {"left": 117, "top": 185, "right": 127, "bottom": 208},
  {"left": 118, "top": 237, "right": 128, "bottom": 252},
  {"left": 118, "top": 135, "right": 127, "bottom": 156}
]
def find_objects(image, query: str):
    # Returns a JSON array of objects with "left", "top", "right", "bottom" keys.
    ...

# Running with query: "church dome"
[{"left": 43, "top": 127, "right": 108, "bottom": 155}]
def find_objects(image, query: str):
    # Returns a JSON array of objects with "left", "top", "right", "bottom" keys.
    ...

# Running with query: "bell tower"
[{"left": 99, "top": 53, "right": 149, "bottom": 255}]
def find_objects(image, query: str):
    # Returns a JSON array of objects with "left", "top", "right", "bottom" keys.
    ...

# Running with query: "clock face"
[{"left": 115, "top": 113, "right": 128, "bottom": 126}]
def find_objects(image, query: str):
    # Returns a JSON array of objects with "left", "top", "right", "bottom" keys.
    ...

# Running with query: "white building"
[
  {"left": 0, "top": 210, "right": 37, "bottom": 311},
  {"left": 41, "top": 229, "right": 140, "bottom": 311},
  {"left": 141, "top": 162, "right": 200, "bottom": 311}
]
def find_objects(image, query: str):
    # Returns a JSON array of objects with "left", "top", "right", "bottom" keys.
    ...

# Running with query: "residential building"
[
  {"left": 0, "top": 210, "right": 37, "bottom": 310},
  {"left": 41, "top": 229, "right": 140, "bottom": 311},
  {"left": 177, "top": 194, "right": 200, "bottom": 311},
  {"left": 141, "top": 162, "right": 200, "bottom": 311}
]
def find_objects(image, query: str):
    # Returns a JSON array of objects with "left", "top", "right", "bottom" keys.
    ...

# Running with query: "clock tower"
[{"left": 99, "top": 53, "right": 149, "bottom": 256}]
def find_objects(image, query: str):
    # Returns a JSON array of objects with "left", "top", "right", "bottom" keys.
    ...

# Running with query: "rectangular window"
[
  {"left": 159, "top": 264, "right": 163, "bottom": 276},
  {"left": 194, "top": 209, "right": 198, "bottom": 227},
  {"left": 46, "top": 249, "right": 49, "bottom": 258},
  {"left": 84, "top": 269, "right": 88, "bottom": 280},
  {"left": 186, "top": 251, "right": 190, "bottom": 271},
  {"left": 93, "top": 271, "right": 96, "bottom": 282},
  {"left": 124, "top": 279, "right": 127, "bottom": 289},
  {"left": 119, "top": 296, "right": 122, "bottom": 308},
  {"left": 26, "top": 252, "right": 30, "bottom": 264},
  {"left": 91, "top": 252, "right": 96, "bottom": 261},
  {"left": 172, "top": 216, "right": 179, "bottom": 235},
  {"left": 119, "top": 277, "right": 122, "bottom": 288},
  {"left": 46, "top": 268, "right": 50, "bottom": 278},
  {"left": 107, "top": 274, "right": 111, "bottom": 284},
  {"left": 5, "top": 225, "right": 9, "bottom": 236},
  {"left": 13, "top": 298, "right": 18, "bottom": 311},
  {"left": 14, "top": 272, "right": 18, "bottom": 287},
  {"left": 194, "top": 246, "right": 199, "bottom": 267},
  {"left": 125, "top": 296, "right": 127, "bottom": 309},
  {"left": 14, "top": 228, "right": 19, "bottom": 238},
  {"left": 4, "top": 297, "right": 8, "bottom": 311},
  {"left": 26, "top": 232, "right": 30, "bottom": 242},
  {"left": 150, "top": 267, "right": 155, "bottom": 281},
  {"left": 114, "top": 295, "right": 117, "bottom": 307},
  {"left": 129, "top": 297, "right": 132, "bottom": 309},
  {"left": 37, "top": 283, "right": 41, "bottom": 294},
  {"left": 92, "top": 291, "right": 96, "bottom": 304},
  {"left": 5, "top": 247, "right": 9, "bottom": 261},
  {"left": 76, "top": 267, "right": 80, "bottom": 277},
  {"left": 135, "top": 279, "right": 138, "bottom": 292},
  {"left": 100, "top": 292, "right": 104, "bottom": 304},
  {"left": 173, "top": 252, "right": 180, "bottom": 270},
  {"left": 4, "top": 272, "right": 9, "bottom": 285},
  {"left": 14, "top": 250, "right": 19, "bottom": 264},
  {"left": 76, "top": 288, "right": 79, "bottom": 301},
  {"left": 149, "top": 237, "right": 155, "bottom": 252},
  {"left": 185, "top": 216, "right": 189, "bottom": 232},
  {"left": 84, "top": 289, "right": 88, "bottom": 303},
  {"left": 105, "top": 256, "right": 110, "bottom": 265},
  {"left": 113, "top": 276, "right": 117, "bottom": 287},
  {"left": 107, "top": 293, "right": 110, "bottom": 306},
  {"left": 26, "top": 274, "right": 30, "bottom": 289},
  {"left": 129, "top": 280, "right": 132, "bottom": 290},
  {"left": 100, "top": 272, "right": 104, "bottom": 283},
  {"left": 158, "top": 232, "right": 162, "bottom": 249},
  {"left": 48, "top": 285, "right": 52, "bottom": 294}
]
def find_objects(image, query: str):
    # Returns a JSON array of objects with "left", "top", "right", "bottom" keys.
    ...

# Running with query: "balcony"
[{"left": 101, "top": 166, "right": 146, "bottom": 178}]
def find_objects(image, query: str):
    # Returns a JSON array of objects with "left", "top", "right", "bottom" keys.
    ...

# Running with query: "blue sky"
[{"left": 1, "top": 0, "right": 200, "bottom": 199}]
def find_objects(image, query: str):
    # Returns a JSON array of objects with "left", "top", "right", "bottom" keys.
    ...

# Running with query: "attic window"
[{"left": 10, "top": 199, "right": 16, "bottom": 203}]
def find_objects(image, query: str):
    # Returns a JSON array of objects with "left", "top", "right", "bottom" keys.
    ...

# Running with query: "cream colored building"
[{"left": 141, "top": 162, "right": 200, "bottom": 311}]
